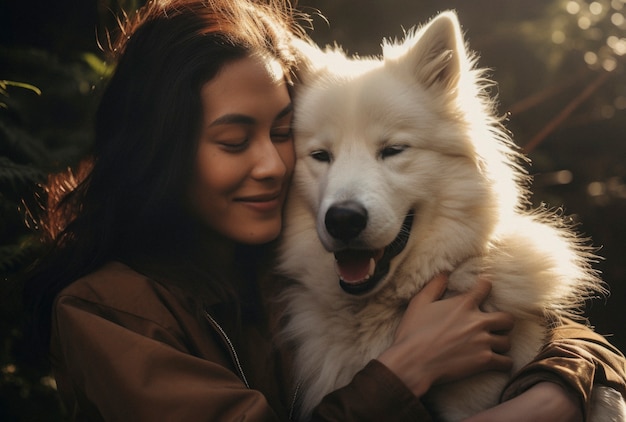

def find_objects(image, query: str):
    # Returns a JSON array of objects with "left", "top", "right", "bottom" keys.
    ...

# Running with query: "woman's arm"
[
  {"left": 311, "top": 360, "right": 435, "bottom": 421},
  {"left": 501, "top": 318, "right": 626, "bottom": 420},
  {"left": 463, "top": 318, "right": 626, "bottom": 422},
  {"left": 462, "top": 381, "right": 583, "bottom": 422}
]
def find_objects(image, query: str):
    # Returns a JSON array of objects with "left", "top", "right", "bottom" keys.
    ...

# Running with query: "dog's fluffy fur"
[{"left": 276, "top": 11, "right": 625, "bottom": 421}]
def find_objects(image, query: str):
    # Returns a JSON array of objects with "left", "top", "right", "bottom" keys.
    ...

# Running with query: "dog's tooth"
[{"left": 368, "top": 258, "right": 375, "bottom": 277}]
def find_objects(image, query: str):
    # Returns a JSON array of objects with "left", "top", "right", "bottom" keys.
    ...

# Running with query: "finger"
[
  {"left": 466, "top": 277, "right": 492, "bottom": 305},
  {"left": 485, "top": 311, "right": 515, "bottom": 333},
  {"left": 487, "top": 352, "right": 514, "bottom": 372},
  {"left": 490, "top": 333, "right": 512, "bottom": 354},
  {"left": 411, "top": 273, "right": 449, "bottom": 306}
]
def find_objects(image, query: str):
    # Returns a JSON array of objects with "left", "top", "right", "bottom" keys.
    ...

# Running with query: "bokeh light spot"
[
  {"left": 587, "top": 181, "right": 606, "bottom": 197},
  {"left": 602, "top": 56, "right": 618, "bottom": 70},
  {"left": 584, "top": 51, "right": 599, "bottom": 64},
  {"left": 567, "top": 1, "right": 581, "bottom": 14},
  {"left": 578, "top": 16, "right": 592, "bottom": 29},
  {"left": 552, "top": 30, "right": 567, "bottom": 43},
  {"left": 590, "top": 1, "right": 604, "bottom": 15},
  {"left": 611, "top": 12, "right": 625, "bottom": 25},
  {"left": 601, "top": 105, "right": 616, "bottom": 118},
  {"left": 614, "top": 96, "right": 626, "bottom": 109}
]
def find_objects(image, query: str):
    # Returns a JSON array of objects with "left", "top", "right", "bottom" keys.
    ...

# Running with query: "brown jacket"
[{"left": 51, "top": 262, "right": 625, "bottom": 421}]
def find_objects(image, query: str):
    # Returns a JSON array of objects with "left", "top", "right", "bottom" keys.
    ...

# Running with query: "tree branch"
[{"left": 522, "top": 70, "right": 613, "bottom": 154}]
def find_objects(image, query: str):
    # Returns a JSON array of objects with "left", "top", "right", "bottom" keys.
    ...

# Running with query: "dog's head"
[{"left": 281, "top": 11, "right": 527, "bottom": 299}]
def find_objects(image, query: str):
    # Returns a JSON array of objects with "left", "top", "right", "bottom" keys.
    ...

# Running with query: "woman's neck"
[{"left": 191, "top": 228, "right": 238, "bottom": 277}]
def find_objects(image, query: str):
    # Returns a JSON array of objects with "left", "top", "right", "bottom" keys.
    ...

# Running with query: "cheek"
[
  {"left": 191, "top": 152, "right": 237, "bottom": 205},
  {"left": 278, "top": 141, "right": 296, "bottom": 178},
  {"left": 198, "top": 144, "right": 243, "bottom": 183}
]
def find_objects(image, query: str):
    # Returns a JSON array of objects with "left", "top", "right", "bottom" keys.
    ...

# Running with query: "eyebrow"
[{"left": 208, "top": 103, "right": 293, "bottom": 128}]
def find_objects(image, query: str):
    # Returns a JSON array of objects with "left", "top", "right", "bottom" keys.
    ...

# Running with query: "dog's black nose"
[{"left": 325, "top": 201, "right": 368, "bottom": 242}]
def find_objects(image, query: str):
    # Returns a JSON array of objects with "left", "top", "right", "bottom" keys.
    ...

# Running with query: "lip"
[{"left": 235, "top": 191, "right": 283, "bottom": 212}]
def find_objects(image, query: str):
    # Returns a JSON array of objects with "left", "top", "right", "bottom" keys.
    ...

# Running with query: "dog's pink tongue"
[{"left": 334, "top": 250, "right": 378, "bottom": 284}]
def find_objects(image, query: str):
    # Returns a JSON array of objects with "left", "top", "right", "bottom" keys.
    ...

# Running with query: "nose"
[
  {"left": 251, "top": 138, "right": 288, "bottom": 180},
  {"left": 325, "top": 201, "right": 368, "bottom": 242}
]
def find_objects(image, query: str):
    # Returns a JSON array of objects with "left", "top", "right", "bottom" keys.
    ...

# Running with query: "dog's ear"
[
  {"left": 385, "top": 11, "right": 469, "bottom": 91},
  {"left": 291, "top": 38, "right": 330, "bottom": 85},
  {"left": 291, "top": 38, "right": 358, "bottom": 88}
]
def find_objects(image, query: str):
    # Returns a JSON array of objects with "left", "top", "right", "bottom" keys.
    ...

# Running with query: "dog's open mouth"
[{"left": 335, "top": 212, "right": 414, "bottom": 295}]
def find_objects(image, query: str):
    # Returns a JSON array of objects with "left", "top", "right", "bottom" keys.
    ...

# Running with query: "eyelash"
[
  {"left": 219, "top": 139, "right": 249, "bottom": 152},
  {"left": 271, "top": 127, "right": 293, "bottom": 143},
  {"left": 218, "top": 129, "right": 292, "bottom": 153}
]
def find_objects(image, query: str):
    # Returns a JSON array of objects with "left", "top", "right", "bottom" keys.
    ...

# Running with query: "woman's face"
[{"left": 189, "top": 55, "right": 295, "bottom": 245}]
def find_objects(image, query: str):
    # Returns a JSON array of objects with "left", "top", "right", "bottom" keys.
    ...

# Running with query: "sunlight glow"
[
  {"left": 612, "top": 0, "right": 624, "bottom": 10},
  {"left": 264, "top": 58, "right": 285, "bottom": 83}
]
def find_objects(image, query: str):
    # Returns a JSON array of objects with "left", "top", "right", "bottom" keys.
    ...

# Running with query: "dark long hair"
[{"left": 23, "top": 0, "right": 305, "bottom": 356}]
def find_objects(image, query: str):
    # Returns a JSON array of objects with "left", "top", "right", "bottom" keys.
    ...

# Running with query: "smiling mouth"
[
  {"left": 334, "top": 212, "right": 414, "bottom": 295},
  {"left": 237, "top": 191, "right": 282, "bottom": 202}
]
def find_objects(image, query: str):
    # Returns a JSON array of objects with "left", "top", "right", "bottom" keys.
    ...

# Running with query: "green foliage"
[
  {"left": 0, "top": 47, "right": 110, "bottom": 273},
  {"left": 0, "top": 80, "right": 41, "bottom": 109},
  {"left": 0, "top": 47, "right": 111, "bottom": 420}
]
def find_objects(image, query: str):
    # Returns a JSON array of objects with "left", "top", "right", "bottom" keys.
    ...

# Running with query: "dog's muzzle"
[{"left": 324, "top": 202, "right": 414, "bottom": 295}]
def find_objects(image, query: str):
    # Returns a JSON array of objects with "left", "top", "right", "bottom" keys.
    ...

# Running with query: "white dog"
[{"left": 276, "top": 10, "right": 625, "bottom": 422}]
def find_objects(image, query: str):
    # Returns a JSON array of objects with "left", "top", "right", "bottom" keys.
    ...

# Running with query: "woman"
[{"left": 23, "top": 0, "right": 625, "bottom": 420}]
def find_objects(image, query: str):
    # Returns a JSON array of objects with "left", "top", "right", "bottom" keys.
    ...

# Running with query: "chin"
[{"left": 237, "top": 226, "right": 282, "bottom": 245}]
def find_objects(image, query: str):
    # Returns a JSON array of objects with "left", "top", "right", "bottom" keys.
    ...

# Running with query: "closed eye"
[
  {"left": 270, "top": 126, "right": 293, "bottom": 143},
  {"left": 310, "top": 149, "right": 332, "bottom": 163},
  {"left": 380, "top": 145, "right": 408, "bottom": 159},
  {"left": 219, "top": 139, "right": 249, "bottom": 152}
]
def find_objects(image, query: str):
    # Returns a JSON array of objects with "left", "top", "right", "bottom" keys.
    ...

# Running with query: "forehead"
[
  {"left": 200, "top": 55, "right": 290, "bottom": 120},
  {"left": 207, "top": 55, "right": 285, "bottom": 92}
]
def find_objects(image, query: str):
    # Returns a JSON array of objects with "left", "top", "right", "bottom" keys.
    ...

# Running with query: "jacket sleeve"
[
  {"left": 501, "top": 318, "right": 626, "bottom": 418},
  {"left": 52, "top": 294, "right": 283, "bottom": 422},
  {"left": 311, "top": 360, "right": 434, "bottom": 421}
]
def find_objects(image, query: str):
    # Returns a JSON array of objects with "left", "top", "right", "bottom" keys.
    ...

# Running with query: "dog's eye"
[
  {"left": 380, "top": 145, "right": 407, "bottom": 159},
  {"left": 310, "top": 150, "right": 332, "bottom": 162}
]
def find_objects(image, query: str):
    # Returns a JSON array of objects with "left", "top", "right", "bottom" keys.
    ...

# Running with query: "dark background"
[{"left": 1, "top": 0, "right": 624, "bottom": 419}]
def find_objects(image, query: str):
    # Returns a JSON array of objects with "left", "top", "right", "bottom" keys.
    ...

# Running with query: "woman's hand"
[
  {"left": 378, "top": 273, "right": 515, "bottom": 398},
  {"left": 462, "top": 382, "right": 583, "bottom": 422}
]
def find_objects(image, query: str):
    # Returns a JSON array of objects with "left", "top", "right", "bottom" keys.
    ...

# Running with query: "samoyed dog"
[{"left": 276, "top": 10, "right": 625, "bottom": 422}]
